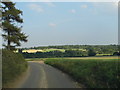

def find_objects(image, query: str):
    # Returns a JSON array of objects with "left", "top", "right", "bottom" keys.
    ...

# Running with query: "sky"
[{"left": 12, "top": 2, "right": 118, "bottom": 48}]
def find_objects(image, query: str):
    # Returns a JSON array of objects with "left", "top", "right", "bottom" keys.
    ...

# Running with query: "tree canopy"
[{"left": 1, "top": 1, "right": 28, "bottom": 50}]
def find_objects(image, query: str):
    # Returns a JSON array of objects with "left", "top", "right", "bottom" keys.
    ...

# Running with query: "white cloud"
[
  {"left": 45, "top": 2, "right": 55, "bottom": 7},
  {"left": 49, "top": 23, "right": 56, "bottom": 27},
  {"left": 81, "top": 5, "right": 88, "bottom": 8},
  {"left": 28, "top": 4, "right": 44, "bottom": 13},
  {"left": 44, "top": 0, "right": 55, "bottom": 7},
  {"left": 113, "top": 2, "right": 118, "bottom": 7},
  {"left": 69, "top": 9, "right": 76, "bottom": 13}
]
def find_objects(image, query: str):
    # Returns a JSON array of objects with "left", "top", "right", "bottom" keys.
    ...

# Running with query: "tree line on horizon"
[{"left": 20, "top": 45, "right": 120, "bottom": 58}]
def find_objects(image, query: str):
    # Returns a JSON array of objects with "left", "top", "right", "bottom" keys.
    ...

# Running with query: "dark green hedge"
[{"left": 2, "top": 49, "right": 28, "bottom": 86}]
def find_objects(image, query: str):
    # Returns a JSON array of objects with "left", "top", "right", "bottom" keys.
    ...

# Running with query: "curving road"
[{"left": 18, "top": 61, "right": 79, "bottom": 88}]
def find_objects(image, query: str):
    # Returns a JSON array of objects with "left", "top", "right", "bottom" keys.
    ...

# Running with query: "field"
[
  {"left": 22, "top": 49, "right": 43, "bottom": 53},
  {"left": 17, "top": 49, "right": 65, "bottom": 53},
  {"left": 45, "top": 57, "right": 119, "bottom": 88},
  {"left": 17, "top": 48, "right": 87, "bottom": 53},
  {"left": 96, "top": 54, "right": 112, "bottom": 56}
]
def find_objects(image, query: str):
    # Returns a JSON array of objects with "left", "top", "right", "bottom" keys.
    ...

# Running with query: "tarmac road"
[{"left": 18, "top": 61, "right": 79, "bottom": 88}]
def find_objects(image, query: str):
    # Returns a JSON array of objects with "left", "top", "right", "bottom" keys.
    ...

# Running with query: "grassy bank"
[
  {"left": 45, "top": 58, "right": 119, "bottom": 88},
  {"left": 2, "top": 50, "right": 28, "bottom": 87}
]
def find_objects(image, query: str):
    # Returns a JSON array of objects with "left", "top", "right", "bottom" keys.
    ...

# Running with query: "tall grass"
[
  {"left": 2, "top": 50, "right": 28, "bottom": 86},
  {"left": 45, "top": 58, "right": 119, "bottom": 88}
]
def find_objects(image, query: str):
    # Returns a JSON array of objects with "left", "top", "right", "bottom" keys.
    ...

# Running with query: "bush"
[
  {"left": 113, "top": 52, "right": 120, "bottom": 56},
  {"left": 2, "top": 49, "right": 28, "bottom": 86},
  {"left": 88, "top": 49, "right": 96, "bottom": 56}
]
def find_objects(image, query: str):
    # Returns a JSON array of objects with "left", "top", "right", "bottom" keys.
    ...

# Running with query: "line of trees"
[
  {"left": 22, "top": 49, "right": 98, "bottom": 58},
  {"left": 21, "top": 45, "right": 120, "bottom": 58},
  {"left": 22, "top": 44, "right": 119, "bottom": 55}
]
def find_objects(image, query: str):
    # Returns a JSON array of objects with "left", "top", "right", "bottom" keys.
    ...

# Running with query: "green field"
[
  {"left": 43, "top": 49, "right": 65, "bottom": 52},
  {"left": 45, "top": 58, "right": 119, "bottom": 88},
  {"left": 42, "top": 48, "right": 86, "bottom": 52}
]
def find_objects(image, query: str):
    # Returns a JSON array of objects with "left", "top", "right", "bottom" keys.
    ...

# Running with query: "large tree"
[{"left": 1, "top": 1, "right": 28, "bottom": 50}]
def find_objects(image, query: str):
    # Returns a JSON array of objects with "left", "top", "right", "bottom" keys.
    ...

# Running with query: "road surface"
[{"left": 18, "top": 61, "right": 79, "bottom": 88}]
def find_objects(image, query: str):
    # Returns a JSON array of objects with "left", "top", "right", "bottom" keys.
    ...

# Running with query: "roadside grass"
[
  {"left": 25, "top": 58, "right": 47, "bottom": 61},
  {"left": 2, "top": 50, "right": 28, "bottom": 87},
  {"left": 25, "top": 56, "right": 119, "bottom": 61},
  {"left": 65, "top": 56, "right": 119, "bottom": 60},
  {"left": 45, "top": 58, "right": 119, "bottom": 88}
]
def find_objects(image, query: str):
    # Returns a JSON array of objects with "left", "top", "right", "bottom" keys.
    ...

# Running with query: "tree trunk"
[{"left": 7, "top": 31, "right": 10, "bottom": 50}]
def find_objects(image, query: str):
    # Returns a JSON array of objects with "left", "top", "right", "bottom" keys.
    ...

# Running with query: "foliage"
[
  {"left": 45, "top": 58, "right": 120, "bottom": 88},
  {"left": 23, "top": 45, "right": 118, "bottom": 54},
  {"left": 113, "top": 52, "right": 120, "bottom": 56},
  {"left": 2, "top": 49, "right": 28, "bottom": 86},
  {"left": 21, "top": 45, "right": 119, "bottom": 58},
  {"left": 88, "top": 49, "right": 96, "bottom": 56},
  {"left": 1, "top": 1, "right": 27, "bottom": 50},
  {"left": 22, "top": 49, "right": 88, "bottom": 58}
]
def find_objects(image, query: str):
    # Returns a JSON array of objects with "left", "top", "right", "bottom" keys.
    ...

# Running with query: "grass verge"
[{"left": 45, "top": 58, "right": 119, "bottom": 88}]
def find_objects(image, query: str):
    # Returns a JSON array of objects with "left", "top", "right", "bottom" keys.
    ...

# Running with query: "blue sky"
[{"left": 15, "top": 2, "right": 118, "bottom": 48}]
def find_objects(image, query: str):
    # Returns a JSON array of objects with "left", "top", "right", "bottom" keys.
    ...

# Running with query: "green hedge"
[
  {"left": 2, "top": 49, "right": 28, "bottom": 86},
  {"left": 45, "top": 58, "right": 120, "bottom": 88}
]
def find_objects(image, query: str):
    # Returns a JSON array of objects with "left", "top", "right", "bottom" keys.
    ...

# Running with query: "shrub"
[
  {"left": 2, "top": 49, "right": 28, "bottom": 86},
  {"left": 113, "top": 52, "right": 120, "bottom": 56},
  {"left": 88, "top": 49, "right": 96, "bottom": 56}
]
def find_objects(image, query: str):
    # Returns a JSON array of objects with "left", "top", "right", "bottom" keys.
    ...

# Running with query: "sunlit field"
[{"left": 17, "top": 48, "right": 88, "bottom": 53}]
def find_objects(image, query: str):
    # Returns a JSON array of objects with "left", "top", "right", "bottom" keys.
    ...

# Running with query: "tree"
[
  {"left": 113, "top": 51, "right": 120, "bottom": 56},
  {"left": 88, "top": 49, "right": 96, "bottom": 56},
  {"left": 1, "top": 1, "right": 27, "bottom": 51}
]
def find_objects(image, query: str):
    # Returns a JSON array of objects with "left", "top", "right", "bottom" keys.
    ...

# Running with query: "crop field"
[
  {"left": 17, "top": 48, "right": 87, "bottom": 53},
  {"left": 45, "top": 57, "right": 119, "bottom": 88},
  {"left": 16, "top": 49, "right": 65, "bottom": 53},
  {"left": 43, "top": 49, "right": 65, "bottom": 52},
  {"left": 22, "top": 49, "right": 43, "bottom": 53}
]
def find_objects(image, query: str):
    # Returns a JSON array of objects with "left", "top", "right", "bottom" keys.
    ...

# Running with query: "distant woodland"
[{"left": 20, "top": 45, "right": 120, "bottom": 58}]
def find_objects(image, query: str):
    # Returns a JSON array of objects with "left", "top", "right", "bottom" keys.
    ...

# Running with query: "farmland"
[
  {"left": 17, "top": 48, "right": 86, "bottom": 53},
  {"left": 45, "top": 57, "right": 119, "bottom": 88},
  {"left": 19, "top": 45, "right": 119, "bottom": 58},
  {"left": 19, "top": 45, "right": 119, "bottom": 88}
]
